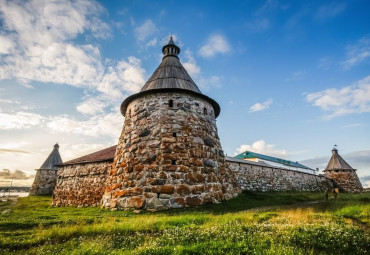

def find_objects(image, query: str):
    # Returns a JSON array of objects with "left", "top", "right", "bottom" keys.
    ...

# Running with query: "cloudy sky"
[{"left": 0, "top": 0, "right": 369, "bottom": 187}]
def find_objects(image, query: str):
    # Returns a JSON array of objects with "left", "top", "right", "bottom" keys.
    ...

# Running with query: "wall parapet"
[{"left": 226, "top": 157, "right": 333, "bottom": 192}]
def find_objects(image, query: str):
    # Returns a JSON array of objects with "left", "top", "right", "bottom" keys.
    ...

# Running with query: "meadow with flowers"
[{"left": 0, "top": 192, "right": 369, "bottom": 254}]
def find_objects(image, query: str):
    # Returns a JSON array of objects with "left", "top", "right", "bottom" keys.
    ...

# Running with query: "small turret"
[
  {"left": 324, "top": 147, "right": 362, "bottom": 192},
  {"left": 29, "top": 143, "right": 63, "bottom": 195}
]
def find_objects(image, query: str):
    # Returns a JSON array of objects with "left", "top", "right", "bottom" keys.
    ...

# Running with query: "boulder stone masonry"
[
  {"left": 52, "top": 161, "right": 111, "bottom": 207},
  {"left": 101, "top": 92, "right": 241, "bottom": 210},
  {"left": 324, "top": 170, "right": 362, "bottom": 192},
  {"left": 227, "top": 158, "right": 333, "bottom": 192},
  {"left": 29, "top": 169, "right": 58, "bottom": 196}
]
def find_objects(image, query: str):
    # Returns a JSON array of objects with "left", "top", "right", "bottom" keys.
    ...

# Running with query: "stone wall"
[
  {"left": 29, "top": 169, "right": 58, "bottom": 195},
  {"left": 101, "top": 91, "right": 241, "bottom": 211},
  {"left": 324, "top": 170, "right": 363, "bottom": 192},
  {"left": 52, "top": 161, "right": 111, "bottom": 207},
  {"left": 227, "top": 158, "right": 333, "bottom": 192}
]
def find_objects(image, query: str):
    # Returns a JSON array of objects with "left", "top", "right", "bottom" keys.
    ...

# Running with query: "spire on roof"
[
  {"left": 162, "top": 35, "right": 180, "bottom": 58},
  {"left": 38, "top": 143, "right": 63, "bottom": 171}
]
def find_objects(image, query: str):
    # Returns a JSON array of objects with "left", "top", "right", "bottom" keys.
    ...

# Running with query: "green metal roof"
[{"left": 234, "top": 151, "right": 313, "bottom": 170}]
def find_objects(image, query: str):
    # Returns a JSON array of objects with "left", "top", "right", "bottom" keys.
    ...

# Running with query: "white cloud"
[
  {"left": 146, "top": 38, "right": 158, "bottom": 48},
  {"left": 182, "top": 49, "right": 201, "bottom": 77},
  {"left": 181, "top": 49, "right": 222, "bottom": 92},
  {"left": 235, "top": 140, "right": 287, "bottom": 158},
  {"left": 342, "top": 37, "right": 370, "bottom": 70},
  {"left": 198, "top": 34, "right": 230, "bottom": 58},
  {"left": 249, "top": 99, "right": 273, "bottom": 112},
  {"left": 0, "top": 142, "right": 29, "bottom": 154},
  {"left": 0, "top": 111, "right": 45, "bottom": 129},
  {"left": 306, "top": 75, "right": 370, "bottom": 119},
  {"left": 0, "top": 0, "right": 145, "bottom": 106},
  {"left": 0, "top": 34, "right": 15, "bottom": 54},
  {"left": 47, "top": 112, "right": 122, "bottom": 138},
  {"left": 98, "top": 57, "right": 145, "bottom": 98},
  {"left": 76, "top": 97, "right": 108, "bottom": 115},
  {"left": 134, "top": 19, "right": 157, "bottom": 41},
  {"left": 315, "top": 2, "right": 346, "bottom": 21},
  {"left": 198, "top": 76, "right": 222, "bottom": 92},
  {"left": 0, "top": 107, "right": 123, "bottom": 139}
]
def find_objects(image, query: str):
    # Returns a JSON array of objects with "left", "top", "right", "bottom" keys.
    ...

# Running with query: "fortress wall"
[
  {"left": 52, "top": 161, "right": 111, "bottom": 207},
  {"left": 226, "top": 158, "right": 333, "bottom": 192},
  {"left": 29, "top": 169, "right": 58, "bottom": 195}
]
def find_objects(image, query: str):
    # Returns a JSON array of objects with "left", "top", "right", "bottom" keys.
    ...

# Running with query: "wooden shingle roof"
[
  {"left": 140, "top": 55, "right": 201, "bottom": 93},
  {"left": 61, "top": 145, "right": 116, "bottom": 166},
  {"left": 38, "top": 144, "right": 63, "bottom": 171},
  {"left": 324, "top": 148, "right": 354, "bottom": 171}
]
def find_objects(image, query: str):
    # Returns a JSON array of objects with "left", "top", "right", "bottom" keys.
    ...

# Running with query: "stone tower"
[
  {"left": 101, "top": 37, "right": 241, "bottom": 210},
  {"left": 324, "top": 148, "right": 363, "bottom": 192},
  {"left": 29, "top": 144, "right": 63, "bottom": 195}
]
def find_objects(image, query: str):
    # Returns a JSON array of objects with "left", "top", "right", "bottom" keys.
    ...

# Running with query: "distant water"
[{"left": 0, "top": 192, "right": 29, "bottom": 197}]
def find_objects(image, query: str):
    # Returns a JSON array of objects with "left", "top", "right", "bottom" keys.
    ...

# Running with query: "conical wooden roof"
[
  {"left": 120, "top": 36, "right": 220, "bottom": 117},
  {"left": 38, "top": 144, "right": 63, "bottom": 170},
  {"left": 140, "top": 56, "right": 201, "bottom": 93},
  {"left": 325, "top": 148, "right": 354, "bottom": 171}
]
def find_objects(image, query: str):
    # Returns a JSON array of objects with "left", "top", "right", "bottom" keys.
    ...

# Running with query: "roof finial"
[{"left": 162, "top": 34, "right": 180, "bottom": 58}]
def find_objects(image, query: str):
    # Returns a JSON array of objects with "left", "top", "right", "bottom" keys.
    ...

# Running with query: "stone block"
[
  {"left": 203, "top": 138, "right": 215, "bottom": 147},
  {"left": 185, "top": 196, "right": 202, "bottom": 206},
  {"left": 127, "top": 196, "right": 146, "bottom": 209},
  {"left": 176, "top": 184, "right": 192, "bottom": 196},
  {"left": 170, "top": 198, "right": 185, "bottom": 208},
  {"left": 150, "top": 178, "right": 166, "bottom": 185},
  {"left": 147, "top": 197, "right": 166, "bottom": 210},
  {"left": 139, "top": 129, "right": 150, "bottom": 137}
]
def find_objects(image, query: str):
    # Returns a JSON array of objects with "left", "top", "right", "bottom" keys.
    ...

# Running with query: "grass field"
[{"left": 0, "top": 192, "right": 369, "bottom": 254}]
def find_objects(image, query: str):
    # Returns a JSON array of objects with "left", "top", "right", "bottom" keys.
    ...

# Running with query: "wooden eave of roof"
[
  {"left": 140, "top": 56, "right": 201, "bottom": 93},
  {"left": 60, "top": 145, "right": 116, "bottom": 166}
]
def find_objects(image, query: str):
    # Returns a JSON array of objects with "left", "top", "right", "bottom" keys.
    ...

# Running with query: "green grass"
[{"left": 0, "top": 192, "right": 369, "bottom": 254}]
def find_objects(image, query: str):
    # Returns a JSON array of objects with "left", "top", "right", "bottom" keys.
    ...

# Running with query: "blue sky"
[{"left": 0, "top": 0, "right": 369, "bottom": 186}]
